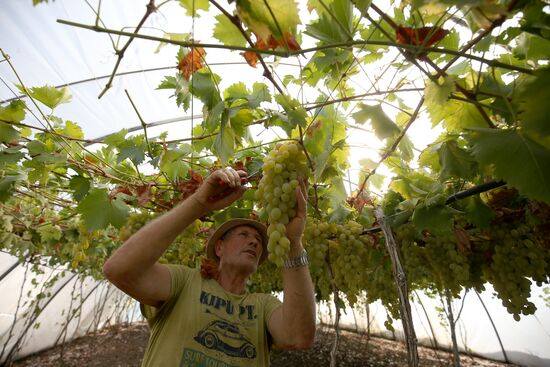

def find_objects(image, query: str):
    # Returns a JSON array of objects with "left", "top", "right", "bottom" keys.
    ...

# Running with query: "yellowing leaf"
[
  {"left": 17, "top": 85, "right": 72, "bottom": 110},
  {"left": 155, "top": 32, "right": 190, "bottom": 53},
  {"left": 425, "top": 76, "right": 455, "bottom": 106},
  {"left": 179, "top": 0, "right": 209, "bottom": 16},
  {"left": 237, "top": 0, "right": 300, "bottom": 44},
  {"left": 61, "top": 120, "right": 84, "bottom": 139},
  {"left": 0, "top": 100, "right": 26, "bottom": 123},
  {"left": 213, "top": 15, "right": 246, "bottom": 47}
]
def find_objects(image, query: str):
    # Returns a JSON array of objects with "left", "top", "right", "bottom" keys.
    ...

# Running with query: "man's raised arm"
[
  {"left": 268, "top": 179, "right": 316, "bottom": 349},
  {"left": 102, "top": 168, "right": 247, "bottom": 307}
]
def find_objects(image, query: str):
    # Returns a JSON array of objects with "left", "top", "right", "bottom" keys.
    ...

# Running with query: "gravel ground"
[{"left": 11, "top": 322, "right": 518, "bottom": 367}]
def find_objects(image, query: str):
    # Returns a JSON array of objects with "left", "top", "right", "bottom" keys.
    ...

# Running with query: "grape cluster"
[
  {"left": 118, "top": 212, "right": 154, "bottom": 242},
  {"left": 422, "top": 233, "right": 470, "bottom": 297},
  {"left": 249, "top": 260, "right": 283, "bottom": 293},
  {"left": 328, "top": 220, "right": 371, "bottom": 305},
  {"left": 174, "top": 219, "right": 204, "bottom": 267},
  {"left": 255, "top": 142, "right": 308, "bottom": 267},
  {"left": 483, "top": 223, "right": 548, "bottom": 320},
  {"left": 303, "top": 219, "right": 372, "bottom": 305},
  {"left": 303, "top": 219, "right": 334, "bottom": 300},
  {"left": 395, "top": 223, "right": 430, "bottom": 287}
]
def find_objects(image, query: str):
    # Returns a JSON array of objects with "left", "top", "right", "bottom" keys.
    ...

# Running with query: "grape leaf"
[
  {"left": 77, "top": 188, "right": 129, "bottom": 231},
  {"left": 425, "top": 76, "right": 487, "bottom": 131},
  {"left": 327, "top": 176, "right": 346, "bottom": 210},
  {"left": 328, "top": 205, "right": 352, "bottom": 223},
  {"left": 17, "top": 85, "right": 72, "bottom": 110},
  {"left": 160, "top": 149, "right": 189, "bottom": 181},
  {"left": 224, "top": 82, "right": 249, "bottom": 102},
  {"left": 61, "top": 120, "right": 84, "bottom": 139},
  {"left": 236, "top": 0, "right": 300, "bottom": 44},
  {"left": 157, "top": 75, "right": 191, "bottom": 111},
  {"left": 204, "top": 101, "right": 225, "bottom": 133},
  {"left": 23, "top": 159, "right": 50, "bottom": 185},
  {"left": 213, "top": 14, "right": 246, "bottom": 47},
  {"left": 213, "top": 117, "right": 235, "bottom": 164},
  {"left": 226, "top": 82, "right": 270, "bottom": 109},
  {"left": 69, "top": 176, "right": 91, "bottom": 202},
  {"left": 0, "top": 150, "right": 24, "bottom": 166},
  {"left": 425, "top": 76, "right": 455, "bottom": 106},
  {"left": 429, "top": 97, "right": 487, "bottom": 132},
  {"left": 353, "top": 104, "right": 400, "bottom": 139},
  {"left": 468, "top": 128, "right": 550, "bottom": 203},
  {"left": 514, "top": 33, "right": 550, "bottom": 62},
  {"left": 249, "top": 82, "right": 271, "bottom": 109},
  {"left": 103, "top": 128, "right": 128, "bottom": 146},
  {"left": 37, "top": 224, "right": 62, "bottom": 242},
  {"left": 418, "top": 142, "right": 441, "bottom": 171},
  {"left": 117, "top": 136, "right": 147, "bottom": 166},
  {"left": 437, "top": 140, "right": 477, "bottom": 180},
  {"left": 27, "top": 140, "right": 49, "bottom": 156},
  {"left": 155, "top": 32, "right": 190, "bottom": 53},
  {"left": 462, "top": 195, "right": 493, "bottom": 229},
  {"left": 412, "top": 204, "right": 458, "bottom": 235},
  {"left": 274, "top": 94, "right": 307, "bottom": 133},
  {"left": 0, "top": 100, "right": 26, "bottom": 123},
  {"left": 190, "top": 70, "right": 222, "bottom": 110},
  {"left": 0, "top": 123, "right": 20, "bottom": 144},
  {"left": 0, "top": 175, "right": 21, "bottom": 202},
  {"left": 518, "top": 68, "right": 550, "bottom": 137},
  {"left": 179, "top": 0, "right": 209, "bottom": 16},
  {"left": 305, "top": 0, "right": 353, "bottom": 44}
]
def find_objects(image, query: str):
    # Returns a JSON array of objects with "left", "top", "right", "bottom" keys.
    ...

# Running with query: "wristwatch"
[{"left": 283, "top": 249, "right": 309, "bottom": 269}]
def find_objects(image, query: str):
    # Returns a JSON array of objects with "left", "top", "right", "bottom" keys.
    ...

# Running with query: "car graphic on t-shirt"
[{"left": 194, "top": 320, "right": 256, "bottom": 359}]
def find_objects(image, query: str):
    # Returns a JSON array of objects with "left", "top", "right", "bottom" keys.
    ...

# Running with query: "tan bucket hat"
[{"left": 206, "top": 218, "right": 268, "bottom": 265}]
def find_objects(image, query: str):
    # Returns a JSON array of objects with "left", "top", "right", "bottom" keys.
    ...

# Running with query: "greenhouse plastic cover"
[{"left": 1, "top": 1, "right": 550, "bottom": 366}]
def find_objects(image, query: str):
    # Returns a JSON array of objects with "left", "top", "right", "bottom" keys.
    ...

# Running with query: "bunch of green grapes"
[
  {"left": 118, "top": 211, "right": 155, "bottom": 242},
  {"left": 303, "top": 219, "right": 336, "bottom": 300},
  {"left": 363, "top": 248, "right": 400, "bottom": 329},
  {"left": 255, "top": 142, "right": 309, "bottom": 267},
  {"left": 423, "top": 232, "right": 470, "bottom": 297},
  {"left": 173, "top": 219, "right": 204, "bottom": 267},
  {"left": 483, "top": 223, "right": 548, "bottom": 320},
  {"left": 328, "top": 221, "right": 371, "bottom": 305},
  {"left": 249, "top": 261, "right": 283, "bottom": 293},
  {"left": 395, "top": 223, "right": 430, "bottom": 287}
]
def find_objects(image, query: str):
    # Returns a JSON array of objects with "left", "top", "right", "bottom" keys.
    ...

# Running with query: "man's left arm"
[{"left": 267, "top": 179, "right": 316, "bottom": 349}]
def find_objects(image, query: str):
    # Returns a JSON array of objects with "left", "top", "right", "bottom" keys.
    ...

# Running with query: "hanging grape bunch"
[{"left": 255, "top": 142, "right": 309, "bottom": 267}]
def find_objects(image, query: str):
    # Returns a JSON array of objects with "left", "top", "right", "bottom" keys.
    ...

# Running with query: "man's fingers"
[
  {"left": 223, "top": 167, "right": 247, "bottom": 187},
  {"left": 295, "top": 178, "right": 308, "bottom": 215}
]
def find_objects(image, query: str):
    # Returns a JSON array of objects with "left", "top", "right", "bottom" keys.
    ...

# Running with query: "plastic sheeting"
[
  {"left": 0, "top": 251, "right": 140, "bottom": 364},
  {"left": 319, "top": 285, "right": 550, "bottom": 366}
]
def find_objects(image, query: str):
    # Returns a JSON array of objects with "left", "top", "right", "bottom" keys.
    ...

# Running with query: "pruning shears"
[{"left": 208, "top": 170, "right": 261, "bottom": 202}]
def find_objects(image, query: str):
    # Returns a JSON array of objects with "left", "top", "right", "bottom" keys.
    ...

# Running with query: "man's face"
[{"left": 215, "top": 225, "right": 263, "bottom": 272}]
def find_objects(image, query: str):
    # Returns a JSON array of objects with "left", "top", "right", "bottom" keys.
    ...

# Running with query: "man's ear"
[{"left": 215, "top": 239, "right": 224, "bottom": 258}]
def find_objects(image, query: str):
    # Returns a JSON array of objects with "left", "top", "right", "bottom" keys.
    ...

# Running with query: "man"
[{"left": 103, "top": 167, "right": 316, "bottom": 366}]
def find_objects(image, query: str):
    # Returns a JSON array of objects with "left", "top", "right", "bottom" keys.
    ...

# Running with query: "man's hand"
[
  {"left": 286, "top": 178, "right": 308, "bottom": 247},
  {"left": 192, "top": 168, "right": 248, "bottom": 211}
]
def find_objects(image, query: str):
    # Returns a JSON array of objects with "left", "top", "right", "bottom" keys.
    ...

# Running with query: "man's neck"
[{"left": 216, "top": 267, "right": 249, "bottom": 294}]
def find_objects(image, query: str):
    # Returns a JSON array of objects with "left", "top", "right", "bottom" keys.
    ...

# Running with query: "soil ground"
[{"left": 11, "top": 322, "right": 518, "bottom": 367}]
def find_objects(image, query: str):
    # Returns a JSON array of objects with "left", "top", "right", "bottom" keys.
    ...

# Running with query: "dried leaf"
[{"left": 177, "top": 47, "right": 206, "bottom": 80}]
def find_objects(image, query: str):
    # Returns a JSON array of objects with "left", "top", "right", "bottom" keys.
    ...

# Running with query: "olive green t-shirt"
[{"left": 140, "top": 265, "right": 282, "bottom": 367}]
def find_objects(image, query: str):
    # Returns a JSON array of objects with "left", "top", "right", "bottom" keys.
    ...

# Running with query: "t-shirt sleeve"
[
  {"left": 263, "top": 293, "right": 283, "bottom": 325},
  {"left": 140, "top": 264, "right": 194, "bottom": 324}
]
